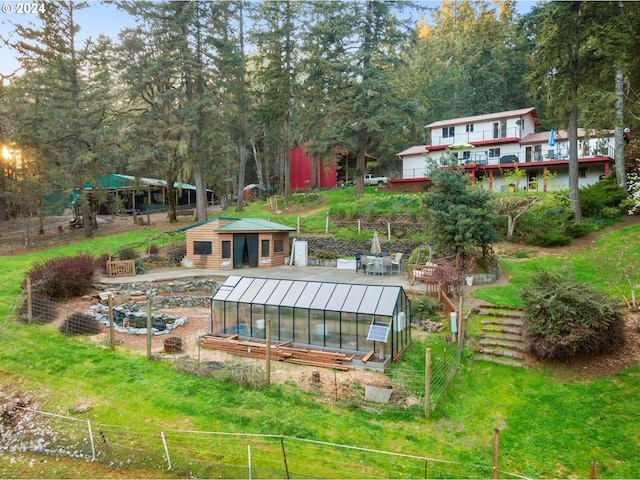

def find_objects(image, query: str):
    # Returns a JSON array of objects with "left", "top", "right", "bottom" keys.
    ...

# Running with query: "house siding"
[{"left": 183, "top": 218, "right": 291, "bottom": 270}]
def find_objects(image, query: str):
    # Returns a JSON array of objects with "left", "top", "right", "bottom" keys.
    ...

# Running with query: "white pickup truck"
[{"left": 364, "top": 174, "right": 389, "bottom": 186}]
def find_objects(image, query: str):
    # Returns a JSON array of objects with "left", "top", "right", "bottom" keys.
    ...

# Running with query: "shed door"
[{"left": 233, "top": 233, "right": 259, "bottom": 268}]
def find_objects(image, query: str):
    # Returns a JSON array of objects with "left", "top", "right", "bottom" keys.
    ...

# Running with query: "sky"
[{"left": 1, "top": 0, "right": 538, "bottom": 79}]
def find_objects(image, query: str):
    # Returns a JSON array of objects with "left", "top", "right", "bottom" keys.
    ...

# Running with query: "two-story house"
[{"left": 395, "top": 107, "right": 615, "bottom": 192}]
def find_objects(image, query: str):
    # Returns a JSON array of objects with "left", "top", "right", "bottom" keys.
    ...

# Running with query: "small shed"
[
  {"left": 210, "top": 276, "right": 412, "bottom": 364},
  {"left": 181, "top": 217, "right": 295, "bottom": 270}
]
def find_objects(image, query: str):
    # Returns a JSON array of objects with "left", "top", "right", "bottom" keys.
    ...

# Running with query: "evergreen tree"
[{"left": 5, "top": 0, "right": 116, "bottom": 236}]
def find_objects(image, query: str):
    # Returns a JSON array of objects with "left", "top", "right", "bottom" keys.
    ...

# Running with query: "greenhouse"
[{"left": 210, "top": 276, "right": 412, "bottom": 363}]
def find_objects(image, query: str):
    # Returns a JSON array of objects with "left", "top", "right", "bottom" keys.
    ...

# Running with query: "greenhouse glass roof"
[{"left": 212, "top": 276, "right": 404, "bottom": 317}]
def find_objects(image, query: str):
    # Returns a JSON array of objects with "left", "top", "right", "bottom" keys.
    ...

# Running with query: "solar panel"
[{"left": 367, "top": 318, "right": 390, "bottom": 343}]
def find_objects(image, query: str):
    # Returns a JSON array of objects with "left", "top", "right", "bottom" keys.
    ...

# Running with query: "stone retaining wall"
[{"left": 94, "top": 279, "right": 217, "bottom": 309}]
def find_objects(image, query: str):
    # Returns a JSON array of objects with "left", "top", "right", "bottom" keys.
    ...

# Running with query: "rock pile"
[{"left": 86, "top": 303, "right": 189, "bottom": 335}]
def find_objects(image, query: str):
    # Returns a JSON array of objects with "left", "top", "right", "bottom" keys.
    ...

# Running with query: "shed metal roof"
[
  {"left": 215, "top": 218, "right": 295, "bottom": 232},
  {"left": 212, "top": 276, "right": 404, "bottom": 317}
]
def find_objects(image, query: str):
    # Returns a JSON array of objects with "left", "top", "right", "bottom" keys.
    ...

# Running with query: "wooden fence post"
[
  {"left": 266, "top": 319, "right": 271, "bottom": 385},
  {"left": 108, "top": 294, "right": 115, "bottom": 350},
  {"left": 492, "top": 428, "right": 500, "bottom": 479},
  {"left": 590, "top": 460, "right": 598, "bottom": 479},
  {"left": 325, "top": 212, "right": 329, "bottom": 234},
  {"left": 146, "top": 300, "right": 152, "bottom": 359},
  {"left": 424, "top": 348, "right": 431, "bottom": 418},
  {"left": 26, "top": 276, "right": 32, "bottom": 324}
]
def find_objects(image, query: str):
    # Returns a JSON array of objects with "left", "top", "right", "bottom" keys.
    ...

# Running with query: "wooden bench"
[{"left": 176, "top": 209, "right": 195, "bottom": 217}]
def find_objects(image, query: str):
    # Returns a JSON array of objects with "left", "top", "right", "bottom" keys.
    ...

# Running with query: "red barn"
[{"left": 289, "top": 145, "right": 337, "bottom": 190}]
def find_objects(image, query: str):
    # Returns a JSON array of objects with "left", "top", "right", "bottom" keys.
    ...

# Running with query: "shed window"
[
  {"left": 274, "top": 239, "right": 284, "bottom": 253},
  {"left": 261, "top": 239, "right": 270, "bottom": 257},
  {"left": 222, "top": 241, "right": 231, "bottom": 258},
  {"left": 193, "top": 241, "right": 212, "bottom": 255}
]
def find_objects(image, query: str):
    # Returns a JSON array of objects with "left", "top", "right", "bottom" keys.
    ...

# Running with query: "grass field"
[{"left": 1, "top": 193, "right": 640, "bottom": 478}]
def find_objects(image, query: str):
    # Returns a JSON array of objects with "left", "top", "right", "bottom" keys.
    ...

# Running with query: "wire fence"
[
  {"left": 0, "top": 292, "right": 505, "bottom": 478},
  {"left": 1, "top": 406, "right": 530, "bottom": 479},
  {"left": 8, "top": 289, "right": 462, "bottom": 414}
]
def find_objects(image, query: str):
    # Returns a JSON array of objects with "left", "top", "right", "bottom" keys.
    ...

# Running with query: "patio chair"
[
  {"left": 382, "top": 255, "right": 392, "bottom": 275},
  {"left": 391, "top": 253, "right": 403, "bottom": 274}
]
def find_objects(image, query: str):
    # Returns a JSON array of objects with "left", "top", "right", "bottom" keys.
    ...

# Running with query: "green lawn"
[{"left": 1, "top": 206, "right": 640, "bottom": 478}]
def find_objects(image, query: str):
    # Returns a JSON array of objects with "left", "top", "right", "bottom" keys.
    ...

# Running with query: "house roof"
[
  {"left": 396, "top": 145, "right": 428, "bottom": 157},
  {"left": 87, "top": 173, "right": 200, "bottom": 191},
  {"left": 212, "top": 275, "right": 405, "bottom": 316},
  {"left": 179, "top": 217, "right": 295, "bottom": 232},
  {"left": 425, "top": 107, "right": 539, "bottom": 129},
  {"left": 215, "top": 218, "right": 295, "bottom": 232}
]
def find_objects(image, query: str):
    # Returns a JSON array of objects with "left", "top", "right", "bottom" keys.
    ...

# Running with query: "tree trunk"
[
  {"left": 506, "top": 215, "right": 515, "bottom": 238},
  {"left": 615, "top": 68, "right": 627, "bottom": 191},
  {"left": 355, "top": 126, "right": 367, "bottom": 196},
  {"left": 236, "top": 1, "right": 247, "bottom": 213}
]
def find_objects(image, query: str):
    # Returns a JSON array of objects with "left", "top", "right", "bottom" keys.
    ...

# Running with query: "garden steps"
[{"left": 474, "top": 306, "right": 526, "bottom": 367}]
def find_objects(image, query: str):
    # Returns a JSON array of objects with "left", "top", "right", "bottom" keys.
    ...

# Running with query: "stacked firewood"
[{"left": 199, "top": 335, "right": 354, "bottom": 370}]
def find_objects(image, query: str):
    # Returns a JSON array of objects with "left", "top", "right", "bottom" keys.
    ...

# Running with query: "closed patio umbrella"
[
  {"left": 370, "top": 230, "right": 381, "bottom": 255},
  {"left": 548, "top": 129, "right": 555, "bottom": 147}
]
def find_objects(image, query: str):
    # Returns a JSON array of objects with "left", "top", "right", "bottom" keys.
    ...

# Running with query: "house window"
[
  {"left": 274, "top": 239, "right": 284, "bottom": 253},
  {"left": 579, "top": 167, "right": 587, "bottom": 178},
  {"left": 466, "top": 124, "right": 474, "bottom": 133},
  {"left": 442, "top": 126, "right": 455, "bottom": 139},
  {"left": 462, "top": 151, "right": 471, "bottom": 160},
  {"left": 193, "top": 241, "right": 212, "bottom": 255},
  {"left": 261, "top": 239, "right": 270, "bottom": 257},
  {"left": 221, "top": 241, "right": 231, "bottom": 258},
  {"left": 489, "top": 148, "right": 501, "bottom": 158},
  {"left": 493, "top": 122, "right": 499, "bottom": 139}
]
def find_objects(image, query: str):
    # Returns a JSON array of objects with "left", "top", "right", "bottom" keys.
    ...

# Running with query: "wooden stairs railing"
[{"left": 473, "top": 305, "right": 526, "bottom": 367}]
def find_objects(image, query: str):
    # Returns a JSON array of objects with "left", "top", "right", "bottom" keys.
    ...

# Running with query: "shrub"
[
  {"left": 118, "top": 248, "right": 138, "bottom": 260},
  {"left": 526, "top": 232, "right": 572, "bottom": 247},
  {"left": 520, "top": 269, "right": 625, "bottom": 360},
  {"left": 314, "top": 250, "right": 338, "bottom": 260},
  {"left": 59, "top": 313, "right": 102, "bottom": 335},
  {"left": 563, "top": 221, "right": 593, "bottom": 238},
  {"left": 26, "top": 254, "right": 100, "bottom": 300},
  {"left": 411, "top": 295, "right": 442, "bottom": 319},
  {"left": 579, "top": 174, "right": 627, "bottom": 217}
]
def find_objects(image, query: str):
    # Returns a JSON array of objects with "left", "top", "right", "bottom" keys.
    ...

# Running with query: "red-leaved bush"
[{"left": 25, "top": 254, "right": 100, "bottom": 300}]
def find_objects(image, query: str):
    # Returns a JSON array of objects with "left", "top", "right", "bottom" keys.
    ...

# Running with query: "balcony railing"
[
  {"left": 401, "top": 145, "right": 614, "bottom": 179},
  {"left": 430, "top": 126, "right": 522, "bottom": 146}
]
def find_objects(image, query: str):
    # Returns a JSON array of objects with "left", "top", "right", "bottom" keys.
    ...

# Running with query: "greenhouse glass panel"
[
  {"left": 225, "top": 277, "right": 254, "bottom": 302},
  {"left": 237, "top": 303, "right": 251, "bottom": 335},
  {"left": 294, "top": 307, "right": 309, "bottom": 343},
  {"left": 359, "top": 286, "right": 384, "bottom": 315},
  {"left": 253, "top": 279, "right": 281, "bottom": 305},
  {"left": 281, "top": 282, "right": 307, "bottom": 307},
  {"left": 296, "top": 282, "right": 322, "bottom": 309},
  {"left": 377, "top": 287, "right": 402, "bottom": 316},
  {"left": 342, "top": 285, "right": 368, "bottom": 313},
  {"left": 265, "top": 305, "right": 279, "bottom": 340},
  {"left": 324, "top": 285, "right": 351, "bottom": 311},
  {"left": 324, "top": 310, "right": 341, "bottom": 349},
  {"left": 309, "top": 309, "right": 325, "bottom": 346},
  {"left": 265, "top": 280, "right": 294, "bottom": 306},
  {"left": 310, "top": 283, "right": 337, "bottom": 310},
  {"left": 238, "top": 278, "right": 267, "bottom": 303},
  {"left": 279, "top": 306, "right": 294, "bottom": 342},
  {"left": 340, "top": 312, "right": 357, "bottom": 350},
  {"left": 251, "top": 303, "right": 266, "bottom": 338}
]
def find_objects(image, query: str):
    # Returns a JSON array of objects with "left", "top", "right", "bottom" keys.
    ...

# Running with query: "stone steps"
[{"left": 474, "top": 306, "right": 525, "bottom": 367}]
